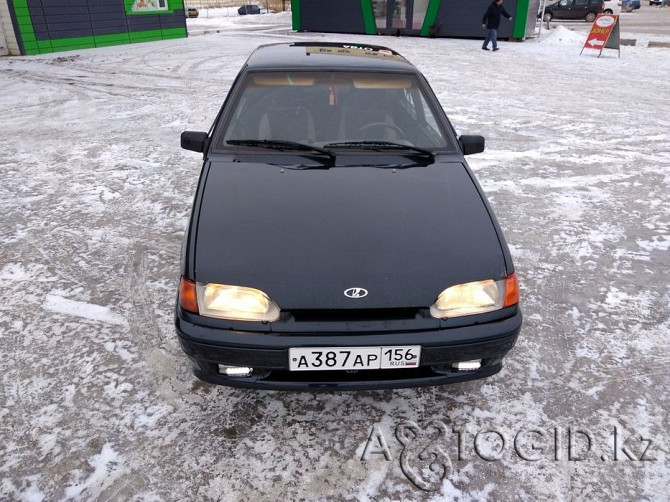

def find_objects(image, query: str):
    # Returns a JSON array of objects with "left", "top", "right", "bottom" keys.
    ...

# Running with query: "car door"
[
  {"left": 551, "top": 0, "right": 572, "bottom": 19},
  {"left": 569, "top": 0, "right": 590, "bottom": 18}
]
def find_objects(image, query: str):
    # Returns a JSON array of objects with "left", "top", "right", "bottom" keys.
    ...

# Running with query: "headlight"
[
  {"left": 187, "top": 281, "right": 280, "bottom": 322},
  {"left": 430, "top": 274, "right": 519, "bottom": 319}
]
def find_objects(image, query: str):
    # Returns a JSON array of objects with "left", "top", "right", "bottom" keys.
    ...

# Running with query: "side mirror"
[
  {"left": 181, "top": 131, "right": 209, "bottom": 153},
  {"left": 458, "top": 135, "right": 485, "bottom": 156}
]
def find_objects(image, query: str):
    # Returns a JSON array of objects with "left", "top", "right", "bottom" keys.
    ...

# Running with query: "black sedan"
[
  {"left": 238, "top": 4, "right": 261, "bottom": 15},
  {"left": 542, "top": 0, "right": 605, "bottom": 21},
  {"left": 176, "top": 42, "right": 522, "bottom": 390}
]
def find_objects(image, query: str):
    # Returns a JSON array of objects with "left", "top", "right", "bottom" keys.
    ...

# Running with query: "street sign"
[{"left": 581, "top": 14, "right": 620, "bottom": 57}]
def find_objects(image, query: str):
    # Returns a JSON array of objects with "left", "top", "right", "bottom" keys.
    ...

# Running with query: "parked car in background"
[
  {"left": 542, "top": 0, "right": 605, "bottom": 21},
  {"left": 176, "top": 42, "right": 522, "bottom": 390},
  {"left": 621, "top": 0, "right": 641, "bottom": 9},
  {"left": 186, "top": 7, "right": 199, "bottom": 18},
  {"left": 649, "top": 0, "right": 663, "bottom": 5},
  {"left": 602, "top": 0, "right": 621, "bottom": 13},
  {"left": 238, "top": 4, "right": 261, "bottom": 14}
]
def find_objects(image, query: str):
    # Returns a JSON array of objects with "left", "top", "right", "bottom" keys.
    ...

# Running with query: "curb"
[{"left": 623, "top": 40, "right": 670, "bottom": 48}]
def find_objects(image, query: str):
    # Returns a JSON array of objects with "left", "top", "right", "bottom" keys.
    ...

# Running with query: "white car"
[{"left": 604, "top": 0, "right": 622, "bottom": 12}]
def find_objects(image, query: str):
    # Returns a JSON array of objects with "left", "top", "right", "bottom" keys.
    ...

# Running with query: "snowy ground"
[{"left": 1, "top": 9, "right": 669, "bottom": 501}]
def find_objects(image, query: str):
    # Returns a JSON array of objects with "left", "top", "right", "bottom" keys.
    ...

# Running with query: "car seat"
[{"left": 258, "top": 105, "right": 316, "bottom": 143}]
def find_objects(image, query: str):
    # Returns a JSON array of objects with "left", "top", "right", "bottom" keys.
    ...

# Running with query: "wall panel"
[{"left": 7, "top": 0, "right": 186, "bottom": 55}]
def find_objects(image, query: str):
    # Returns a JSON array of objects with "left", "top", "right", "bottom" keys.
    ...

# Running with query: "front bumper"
[{"left": 175, "top": 308, "right": 522, "bottom": 390}]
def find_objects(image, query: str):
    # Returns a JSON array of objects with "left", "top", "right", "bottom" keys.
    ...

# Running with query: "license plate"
[{"left": 289, "top": 346, "right": 421, "bottom": 371}]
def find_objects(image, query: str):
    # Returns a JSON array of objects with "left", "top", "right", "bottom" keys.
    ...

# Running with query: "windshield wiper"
[
  {"left": 226, "top": 139, "right": 335, "bottom": 167},
  {"left": 323, "top": 141, "right": 435, "bottom": 165}
]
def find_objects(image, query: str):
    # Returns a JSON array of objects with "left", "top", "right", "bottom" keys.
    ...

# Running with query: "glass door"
[{"left": 373, "top": 0, "right": 421, "bottom": 34}]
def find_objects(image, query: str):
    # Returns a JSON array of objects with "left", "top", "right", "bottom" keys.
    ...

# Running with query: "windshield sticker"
[{"left": 305, "top": 45, "right": 407, "bottom": 63}]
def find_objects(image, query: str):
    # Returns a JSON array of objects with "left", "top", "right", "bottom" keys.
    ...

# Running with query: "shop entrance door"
[{"left": 373, "top": 0, "right": 431, "bottom": 35}]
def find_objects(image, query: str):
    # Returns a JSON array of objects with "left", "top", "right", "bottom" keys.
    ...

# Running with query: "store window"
[{"left": 130, "top": 0, "right": 170, "bottom": 13}]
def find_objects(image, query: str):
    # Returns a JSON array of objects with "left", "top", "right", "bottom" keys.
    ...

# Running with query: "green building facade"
[
  {"left": 3, "top": 0, "right": 187, "bottom": 55},
  {"left": 292, "top": 0, "right": 538, "bottom": 40}
]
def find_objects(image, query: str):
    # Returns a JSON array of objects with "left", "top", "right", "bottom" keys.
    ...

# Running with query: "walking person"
[{"left": 482, "top": 0, "right": 513, "bottom": 51}]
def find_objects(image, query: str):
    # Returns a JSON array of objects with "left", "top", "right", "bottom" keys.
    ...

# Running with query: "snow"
[
  {"left": 185, "top": 9, "right": 294, "bottom": 39},
  {"left": 44, "top": 295, "right": 128, "bottom": 326},
  {"left": 1, "top": 9, "right": 670, "bottom": 501}
]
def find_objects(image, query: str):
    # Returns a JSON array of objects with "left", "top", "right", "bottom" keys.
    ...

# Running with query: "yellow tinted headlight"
[
  {"left": 196, "top": 283, "right": 280, "bottom": 322},
  {"left": 430, "top": 279, "right": 504, "bottom": 319}
]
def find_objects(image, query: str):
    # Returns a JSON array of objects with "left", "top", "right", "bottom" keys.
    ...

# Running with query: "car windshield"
[{"left": 216, "top": 71, "right": 452, "bottom": 151}]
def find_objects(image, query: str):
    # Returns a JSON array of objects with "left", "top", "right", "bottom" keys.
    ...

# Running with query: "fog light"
[
  {"left": 218, "top": 365, "right": 253, "bottom": 377},
  {"left": 451, "top": 360, "right": 482, "bottom": 371}
]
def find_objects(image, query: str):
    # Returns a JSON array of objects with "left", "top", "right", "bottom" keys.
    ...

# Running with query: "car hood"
[{"left": 194, "top": 160, "right": 507, "bottom": 310}]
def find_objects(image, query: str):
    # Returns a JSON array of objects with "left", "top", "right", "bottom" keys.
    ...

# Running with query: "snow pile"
[{"left": 539, "top": 24, "right": 587, "bottom": 46}]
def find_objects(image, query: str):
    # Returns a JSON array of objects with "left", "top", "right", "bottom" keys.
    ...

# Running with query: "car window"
[
  {"left": 574, "top": 0, "right": 587, "bottom": 5},
  {"left": 399, "top": 88, "right": 444, "bottom": 142},
  {"left": 215, "top": 71, "right": 452, "bottom": 150},
  {"left": 558, "top": 0, "right": 570, "bottom": 6}
]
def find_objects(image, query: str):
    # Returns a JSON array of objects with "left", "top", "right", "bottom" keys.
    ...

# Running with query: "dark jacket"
[{"left": 482, "top": 1, "right": 512, "bottom": 29}]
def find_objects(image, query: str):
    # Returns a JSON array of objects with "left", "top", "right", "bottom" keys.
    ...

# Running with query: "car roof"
[{"left": 244, "top": 42, "right": 417, "bottom": 72}]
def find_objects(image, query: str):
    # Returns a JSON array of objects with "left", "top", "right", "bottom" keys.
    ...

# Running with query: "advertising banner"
[{"left": 581, "top": 14, "right": 620, "bottom": 57}]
